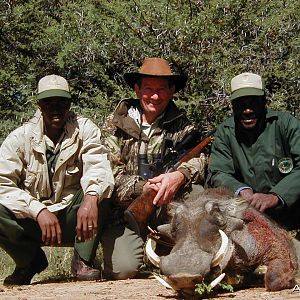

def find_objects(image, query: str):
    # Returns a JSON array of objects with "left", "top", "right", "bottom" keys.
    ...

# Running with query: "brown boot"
[{"left": 71, "top": 251, "right": 100, "bottom": 281}]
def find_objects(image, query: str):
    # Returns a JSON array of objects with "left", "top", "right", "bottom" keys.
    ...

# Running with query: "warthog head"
[{"left": 146, "top": 188, "right": 299, "bottom": 295}]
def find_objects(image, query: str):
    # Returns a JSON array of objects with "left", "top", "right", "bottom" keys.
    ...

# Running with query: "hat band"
[
  {"left": 37, "top": 89, "right": 71, "bottom": 100},
  {"left": 231, "top": 87, "right": 264, "bottom": 101}
]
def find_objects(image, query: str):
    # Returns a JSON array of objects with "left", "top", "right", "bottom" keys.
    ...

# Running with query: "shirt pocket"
[
  {"left": 24, "top": 171, "right": 37, "bottom": 189},
  {"left": 64, "top": 164, "right": 81, "bottom": 188},
  {"left": 23, "top": 171, "right": 40, "bottom": 198},
  {"left": 66, "top": 166, "right": 80, "bottom": 176}
]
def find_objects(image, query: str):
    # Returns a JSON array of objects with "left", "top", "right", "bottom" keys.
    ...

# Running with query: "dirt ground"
[{"left": 1, "top": 275, "right": 300, "bottom": 300}]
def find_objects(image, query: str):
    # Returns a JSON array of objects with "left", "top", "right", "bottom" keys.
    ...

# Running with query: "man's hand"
[
  {"left": 247, "top": 193, "right": 279, "bottom": 212},
  {"left": 147, "top": 171, "right": 186, "bottom": 206},
  {"left": 76, "top": 194, "right": 99, "bottom": 242},
  {"left": 239, "top": 188, "right": 254, "bottom": 201},
  {"left": 239, "top": 189, "right": 279, "bottom": 212},
  {"left": 37, "top": 208, "right": 62, "bottom": 246}
]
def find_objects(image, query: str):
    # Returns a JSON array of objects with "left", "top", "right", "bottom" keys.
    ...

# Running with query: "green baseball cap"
[
  {"left": 37, "top": 74, "right": 71, "bottom": 100},
  {"left": 231, "top": 72, "right": 265, "bottom": 101}
]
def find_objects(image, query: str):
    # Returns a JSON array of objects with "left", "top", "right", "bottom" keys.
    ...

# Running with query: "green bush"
[{"left": 0, "top": 0, "right": 299, "bottom": 140}]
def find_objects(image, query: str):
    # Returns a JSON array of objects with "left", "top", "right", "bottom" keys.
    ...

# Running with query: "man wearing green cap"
[
  {"left": 0, "top": 75, "right": 114, "bottom": 285},
  {"left": 208, "top": 72, "right": 300, "bottom": 229},
  {"left": 101, "top": 57, "right": 207, "bottom": 280}
]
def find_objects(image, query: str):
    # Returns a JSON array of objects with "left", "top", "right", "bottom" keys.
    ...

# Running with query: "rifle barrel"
[{"left": 174, "top": 135, "right": 213, "bottom": 168}]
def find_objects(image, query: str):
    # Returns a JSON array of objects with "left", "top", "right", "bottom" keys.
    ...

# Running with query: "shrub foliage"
[{"left": 0, "top": 0, "right": 299, "bottom": 141}]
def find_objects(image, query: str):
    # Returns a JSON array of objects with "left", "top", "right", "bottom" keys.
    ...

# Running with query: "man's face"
[
  {"left": 232, "top": 96, "right": 266, "bottom": 130},
  {"left": 38, "top": 97, "right": 71, "bottom": 132},
  {"left": 135, "top": 77, "right": 175, "bottom": 121}
]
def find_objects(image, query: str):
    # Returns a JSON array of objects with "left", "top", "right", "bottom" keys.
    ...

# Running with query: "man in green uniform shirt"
[{"left": 208, "top": 72, "right": 300, "bottom": 229}]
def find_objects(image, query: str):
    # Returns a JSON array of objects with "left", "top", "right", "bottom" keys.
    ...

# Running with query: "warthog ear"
[{"left": 157, "top": 224, "right": 172, "bottom": 238}]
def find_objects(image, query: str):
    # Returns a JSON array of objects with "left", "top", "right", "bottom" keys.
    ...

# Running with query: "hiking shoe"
[
  {"left": 4, "top": 248, "right": 48, "bottom": 285},
  {"left": 71, "top": 250, "right": 100, "bottom": 281}
]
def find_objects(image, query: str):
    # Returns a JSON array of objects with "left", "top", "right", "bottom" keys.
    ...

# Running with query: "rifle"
[{"left": 124, "top": 132, "right": 214, "bottom": 235}]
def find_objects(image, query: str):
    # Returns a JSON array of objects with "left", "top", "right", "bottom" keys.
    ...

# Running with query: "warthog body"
[{"left": 152, "top": 188, "right": 300, "bottom": 294}]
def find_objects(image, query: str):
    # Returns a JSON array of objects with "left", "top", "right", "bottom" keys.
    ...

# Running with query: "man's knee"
[
  {"left": 0, "top": 204, "right": 17, "bottom": 237},
  {"left": 104, "top": 264, "right": 140, "bottom": 280},
  {"left": 101, "top": 225, "right": 144, "bottom": 280},
  {"left": 0, "top": 204, "right": 14, "bottom": 219},
  {"left": 103, "top": 252, "right": 143, "bottom": 280},
  {"left": 110, "top": 270, "right": 139, "bottom": 280}
]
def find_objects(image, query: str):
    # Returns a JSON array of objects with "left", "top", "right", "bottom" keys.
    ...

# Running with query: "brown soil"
[{"left": 1, "top": 276, "right": 300, "bottom": 300}]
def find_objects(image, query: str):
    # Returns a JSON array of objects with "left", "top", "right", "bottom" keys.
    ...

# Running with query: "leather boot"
[
  {"left": 71, "top": 250, "right": 100, "bottom": 280},
  {"left": 4, "top": 248, "right": 48, "bottom": 285}
]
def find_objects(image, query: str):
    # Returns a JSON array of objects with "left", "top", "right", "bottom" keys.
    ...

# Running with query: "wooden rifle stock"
[{"left": 124, "top": 134, "right": 214, "bottom": 235}]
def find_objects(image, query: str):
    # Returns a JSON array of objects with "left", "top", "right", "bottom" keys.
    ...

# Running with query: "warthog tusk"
[
  {"left": 211, "top": 229, "right": 229, "bottom": 267},
  {"left": 153, "top": 273, "right": 176, "bottom": 290},
  {"left": 209, "top": 272, "right": 226, "bottom": 288},
  {"left": 145, "top": 238, "right": 160, "bottom": 268}
]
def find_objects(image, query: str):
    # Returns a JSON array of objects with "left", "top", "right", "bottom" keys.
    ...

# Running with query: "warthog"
[{"left": 146, "top": 188, "right": 300, "bottom": 295}]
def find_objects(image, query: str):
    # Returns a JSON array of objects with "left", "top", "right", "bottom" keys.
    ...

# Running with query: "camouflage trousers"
[{"left": 100, "top": 183, "right": 204, "bottom": 280}]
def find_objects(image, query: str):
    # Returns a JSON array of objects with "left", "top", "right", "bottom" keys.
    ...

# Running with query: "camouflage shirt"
[{"left": 102, "top": 98, "right": 207, "bottom": 210}]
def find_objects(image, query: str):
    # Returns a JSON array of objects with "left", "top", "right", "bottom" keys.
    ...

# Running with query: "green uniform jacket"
[
  {"left": 208, "top": 109, "right": 300, "bottom": 207},
  {"left": 102, "top": 98, "right": 207, "bottom": 209}
]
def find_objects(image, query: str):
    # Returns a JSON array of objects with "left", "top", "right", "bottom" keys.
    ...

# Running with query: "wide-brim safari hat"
[
  {"left": 231, "top": 72, "right": 265, "bottom": 101},
  {"left": 37, "top": 74, "right": 71, "bottom": 100},
  {"left": 124, "top": 57, "right": 188, "bottom": 93}
]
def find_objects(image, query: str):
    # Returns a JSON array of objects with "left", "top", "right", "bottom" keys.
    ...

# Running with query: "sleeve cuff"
[
  {"left": 85, "top": 182, "right": 113, "bottom": 201},
  {"left": 177, "top": 167, "right": 191, "bottom": 185},
  {"left": 134, "top": 180, "right": 146, "bottom": 197},
  {"left": 234, "top": 186, "right": 253, "bottom": 197},
  {"left": 85, "top": 190, "right": 99, "bottom": 199},
  {"left": 269, "top": 192, "right": 286, "bottom": 207},
  {"left": 28, "top": 200, "right": 47, "bottom": 220}
]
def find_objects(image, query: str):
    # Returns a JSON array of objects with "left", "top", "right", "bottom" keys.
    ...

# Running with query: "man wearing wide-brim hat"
[
  {"left": 0, "top": 75, "right": 114, "bottom": 285},
  {"left": 101, "top": 57, "right": 207, "bottom": 280},
  {"left": 208, "top": 72, "right": 300, "bottom": 229}
]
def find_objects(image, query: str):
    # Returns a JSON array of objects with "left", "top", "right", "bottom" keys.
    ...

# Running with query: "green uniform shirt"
[{"left": 208, "top": 109, "right": 300, "bottom": 207}]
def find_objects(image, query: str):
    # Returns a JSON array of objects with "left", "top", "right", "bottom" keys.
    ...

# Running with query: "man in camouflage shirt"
[{"left": 101, "top": 57, "right": 207, "bottom": 280}]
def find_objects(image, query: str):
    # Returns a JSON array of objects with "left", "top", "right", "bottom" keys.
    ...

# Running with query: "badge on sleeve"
[{"left": 278, "top": 157, "right": 293, "bottom": 174}]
